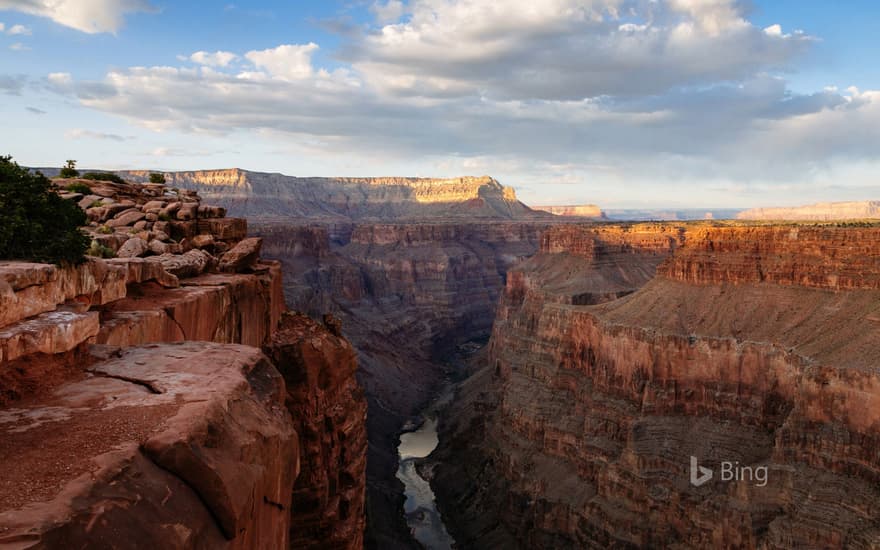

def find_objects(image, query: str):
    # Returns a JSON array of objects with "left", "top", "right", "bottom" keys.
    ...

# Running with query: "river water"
[{"left": 396, "top": 410, "right": 456, "bottom": 549}]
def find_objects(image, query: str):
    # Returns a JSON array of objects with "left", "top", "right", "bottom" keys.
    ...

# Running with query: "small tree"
[
  {"left": 0, "top": 156, "right": 90, "bottom": 264},
  {"left": 59, "top": 159, "right": 79, "bottom": 178},
  {"left": 149, "top": 172, "right": 166, "bottom": 184}
]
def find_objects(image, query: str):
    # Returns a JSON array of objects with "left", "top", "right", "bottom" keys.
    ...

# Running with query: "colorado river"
[{"left": 396, "top": 411, "right": 456, "bottom": 549}]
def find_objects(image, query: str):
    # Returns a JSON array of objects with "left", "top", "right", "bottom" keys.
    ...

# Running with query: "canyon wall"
[
  {"left": 254, "top": 220, "right": 552, "bottom": 547},
  {"left": 0, "top": 180, "right": 367, "bottom": 548},
  {"left": 433, "top": 222, "right": 880, "bottom": 548},
  {"left": 117, "top": 169, "right": 546, "bottom": 221}
]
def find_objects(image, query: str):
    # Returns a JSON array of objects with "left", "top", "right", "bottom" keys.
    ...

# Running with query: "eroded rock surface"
[
  {"left": 264, "top": 312, "right": 368, "bottom": 550},
  {"left": 434, "top": 223, "right": 880, "bottom": 549},
  {"left": 117, "top": 169, "right": 549, "bottom": 221},
  {"left": 1, "top": 175, "right": 369, "bottom": 549},
  {"left": 0, "top": 343, "right": 298, "bottom": 549}
]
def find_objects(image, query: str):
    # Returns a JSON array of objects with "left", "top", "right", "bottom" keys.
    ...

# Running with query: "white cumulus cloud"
[
  {"left": 244, "top": 43, "right": 319, "bottom": 80},
  {"left": 0, "top": 0, "right": 153, "bottom": 34},
  {"left": 7, "top": 23, "right": 30, "bottom": 35},
  {"left": 187, "top": 50, "right": 238, "bottom": 67}
]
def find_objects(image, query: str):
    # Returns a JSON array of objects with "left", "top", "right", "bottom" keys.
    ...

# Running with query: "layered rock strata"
[
  {"left": 116, "top": 169, "right": 546, "bottom": 220},
  {"left": 434, "top": 223, "right": 880, "bottom": 549},
  {"left": 0, "top": 343, "right": 298, "bottom": 549},
  {"left": 0, "top": 178, "right": 368, "bottom": 548},
  {"left": 255, "top": 220, "right": 552, "bottom": 547},
  {"left": 264, "top": 312, "right": 368, "bottom": 550}
]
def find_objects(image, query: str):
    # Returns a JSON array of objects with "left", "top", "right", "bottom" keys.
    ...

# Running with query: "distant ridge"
[
  {"left": 109, "top": 168, "right": 549, "bottom": 221},
  {"left": 737, "top": 201, "right": 880, "bottom": 221},
  {"left": 532, "top": 205, "right": 606, "bottom": 219}
]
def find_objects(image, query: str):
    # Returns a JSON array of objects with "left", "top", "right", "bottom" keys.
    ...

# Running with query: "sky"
[{"left": 1, "top": 0, "right": 879, "bottom": 209}]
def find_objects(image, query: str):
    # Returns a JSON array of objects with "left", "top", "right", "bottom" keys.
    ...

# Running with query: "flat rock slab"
[
  {"left": 0, "top": 342, "right": 297, "bottom": 549},
  {"left": 0, "top": 260, "right": 127, "bottom": 330},
  {"left": 0, "top": 309, "right": 99, "bottom": 364}
]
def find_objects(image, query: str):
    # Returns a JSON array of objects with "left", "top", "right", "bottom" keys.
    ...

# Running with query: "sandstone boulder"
[
  {"left": 199, "top": 205, "right": 227, "bottom": 218},
  {"left": 107, "top": 209, "right": 146, "bottom": 228},
  {"left": 220, "top": 238, "right": 262, "bottom": 273},
  {"left": 192, "top": 234, "right": 216, "bottom": 250},
  {"left": 116, "top": 237, "right": 149, "bottom": 258},
  {"left": 177, "top": 203, "right": 199, "bottom": 221},
  {"left": 158, "top": 249, "right": 212, "bottom": 278}
]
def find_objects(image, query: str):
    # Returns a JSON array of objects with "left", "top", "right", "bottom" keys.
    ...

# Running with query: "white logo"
[{"left": 690, "top": 455, "right": 713, "bottom": 486}]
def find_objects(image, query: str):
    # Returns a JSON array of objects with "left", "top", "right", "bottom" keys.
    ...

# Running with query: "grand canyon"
[
  {"left": 4, "top": 165, "right": 880, "bottom": 549},
  {"left": 3, "top": 1, "right": 880, "bottom": 548}
]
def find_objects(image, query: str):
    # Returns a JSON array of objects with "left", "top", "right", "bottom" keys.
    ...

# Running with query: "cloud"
[
  {"left": 149, "top": 147, "right": 221, "bottom": 157},
  {"left": 40, "top": 0, "right": 880, "bottom": 205},
  {"left": 7, "top": 23, "right": 30, "bottom": 35},
  {"left": 9, "top": 42, "right": 29, "bottom": 50},
  {"left": 0, "top": 0, "right": 154, "bottom": 34},
  {"left": 342, "top": 0, "right": 813, "bottom": 101},
  {"left": 0, "top": 22, "right": 4, "bottom": 32},
  {"left": 65, "top": 128, "right": 132, "bottom": 141},
  {"left": 370, "top": 0, "right": 405, "bottom": 23},
  {"left": 185, "top": 50, "right": 238, "bottom": 67},
  {"left": 26, "top": 106, "right": 46, "bottom": 114},
  {"left": 244, "top": 43, "right": 319, "bottom": 80},
  {"left": 0, "top": 73, "right": 25, "bottom": 94}
]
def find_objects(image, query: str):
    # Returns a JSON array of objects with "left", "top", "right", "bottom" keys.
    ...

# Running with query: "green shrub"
[
  {"left": 86, "top": 240, "right": 115, "bottom": 259},
  {"left": 82, "top": 172, "right": 125, "bottom": 184},
  {"left": 59, "top": 159, "right": 79, "bottom": 178},
  {"left": 97, "top": 225, "right": 113, "bottom": 234},
  {"left": 66, "top": 182, "right": 92, "bottom": 194},
  {"left": 89, "top": 200, "right": 105, "bottom": 208},
  {"left": 149, "top": 172, "right": 166, "bottom": 184},
  {"left": 0, "top": 155, "right": 90, "bottom": 264},
  {"left": 158, "top": 212, "right": 171, "bottom": 222}
]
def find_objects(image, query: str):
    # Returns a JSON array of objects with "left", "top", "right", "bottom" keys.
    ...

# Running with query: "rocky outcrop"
[
  {"left": 738, "top": 200, "right": 880, "bottom": 220},
  {"left": 264, "top": 312, "right": 368, "bottom": 550},
  {"left": 116, "top": 169, "right": 548, "bottom": 221},
  {"left": 0, "top": 343, "right": 298, "bottom": 549},
  {"left": 53, "top": 176, "right": 246, "bottom": 262},
  {"left": 0, "top": 177, "right": 369, "bottom": 549},
  {"left": 434, "top": 223, "right": 880, "bottom": 549}
]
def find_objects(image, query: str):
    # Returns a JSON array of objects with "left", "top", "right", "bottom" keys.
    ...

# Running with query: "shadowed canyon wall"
[
  {"left": 433, "top": 223, "right": 880, "bottom": 549},
  {"left": 254, "top": 220, "right": 551, "bottom": 547}
]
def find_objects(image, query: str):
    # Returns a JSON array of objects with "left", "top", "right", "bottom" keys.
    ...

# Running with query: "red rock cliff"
[
  {"left": 434, "top": 222, "right": 880, "bottom": 549},
  {"left": 0, "top": 179, "right": 367, "bottom": 549},
  {"left": 264, "top": 312, "right": 368, "bottom": 550}
]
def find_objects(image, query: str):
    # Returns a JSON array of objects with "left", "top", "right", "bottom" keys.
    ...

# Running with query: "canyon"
[
  {"left": 10, "top": 166, "right": 880, "bottom": 549},
  {"left": 109, "top": 169, "right": 565, "bottom": 546},
  {"left": 431, "top": 222, "right": 880, "bottom": 548}
]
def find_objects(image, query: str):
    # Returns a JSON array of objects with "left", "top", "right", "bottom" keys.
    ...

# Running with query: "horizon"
[
  {"left": 3, "top": 1, "right": 880, "bottom": 209},
  {"left": 25, "top": 162, "right": 858, "bottom": 212}
]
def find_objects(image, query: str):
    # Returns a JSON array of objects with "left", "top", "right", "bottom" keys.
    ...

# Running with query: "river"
[{"left": 396, "top": 399, "right": 456, "bottom": 549}]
